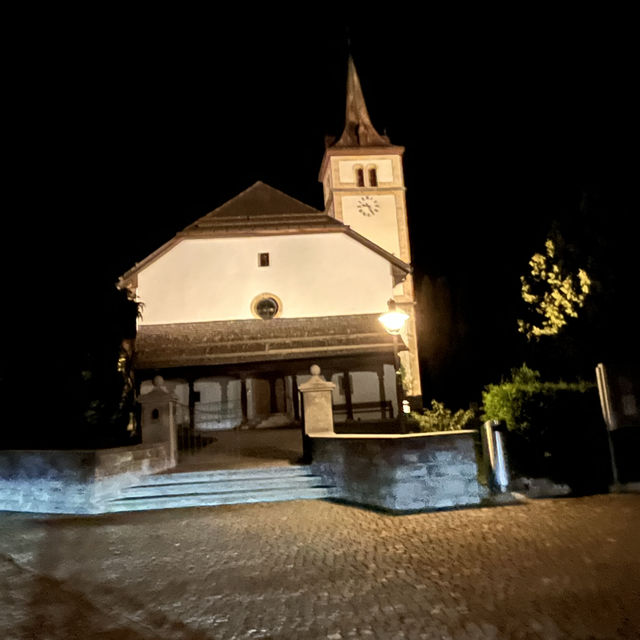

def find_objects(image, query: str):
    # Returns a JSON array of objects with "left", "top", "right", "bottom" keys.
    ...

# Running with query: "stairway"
[{"left": 106, "top": 465, "right": 334, "bottom": 512}]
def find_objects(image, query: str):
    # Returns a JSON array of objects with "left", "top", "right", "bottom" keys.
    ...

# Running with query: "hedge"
[{"left": 482, "top": 365, "right": 611, "bottom": 493}]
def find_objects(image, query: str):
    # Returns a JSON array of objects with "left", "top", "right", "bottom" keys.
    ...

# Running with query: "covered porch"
[{"left": 134, "top": 313, "right": 406, "bottom": 467}]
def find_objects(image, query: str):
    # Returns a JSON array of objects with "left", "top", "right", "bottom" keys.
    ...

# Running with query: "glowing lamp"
[{"left": 378, "top": 300, "right": 409, "bottom": 335}]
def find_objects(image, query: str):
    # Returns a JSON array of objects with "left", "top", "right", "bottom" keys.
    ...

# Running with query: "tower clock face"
[{"left": 356, "top": 195, "right": 380, "bottom": 217}]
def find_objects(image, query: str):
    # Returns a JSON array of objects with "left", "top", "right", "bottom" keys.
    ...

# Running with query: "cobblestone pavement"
[{"left": 0, "top": 494, "right": 638, "bottom": 639}]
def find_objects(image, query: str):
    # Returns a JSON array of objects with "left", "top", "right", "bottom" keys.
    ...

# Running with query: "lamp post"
[{"left": 378, "top": 300, "right": 409, "bottom": 431}]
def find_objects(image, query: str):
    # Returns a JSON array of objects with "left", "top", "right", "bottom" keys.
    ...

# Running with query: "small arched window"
[
  {"left": 355, "top": 167, "right": 365, "bottom": 187},
  {"left": 368, "top": 166, "right": 378, "bottom": 187},
  {"left": 151, "top": 408, "right": 160, "bottom": 421}
]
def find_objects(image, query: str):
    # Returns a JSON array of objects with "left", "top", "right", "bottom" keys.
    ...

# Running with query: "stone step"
[
  {"left": 105, "top": 464, "right": 334, "bottom": 512},
  {"left": 107, "top": 486, "right": 334, "bottom": 512},
  {"left": 119, "top": 474, "right": 325, "bottom": 498},
  {"left": 141, "top": 465, "right": 314, "bottom": 485}
]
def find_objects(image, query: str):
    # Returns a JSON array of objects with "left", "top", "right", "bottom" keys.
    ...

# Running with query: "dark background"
[{"left": 4, "top": 11, "right": 638, "bottom": 418}]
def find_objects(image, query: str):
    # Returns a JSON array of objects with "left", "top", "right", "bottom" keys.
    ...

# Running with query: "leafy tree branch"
[{"left": 518, "top": 237, "right": 591, "bottom": 340}]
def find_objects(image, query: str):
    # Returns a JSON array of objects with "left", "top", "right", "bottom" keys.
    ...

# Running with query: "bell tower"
[{"left": 319, "top": 57, "right": 422, "bottom": 401}]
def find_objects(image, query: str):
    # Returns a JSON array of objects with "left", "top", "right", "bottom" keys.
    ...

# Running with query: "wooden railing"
[
  {"left": 333, "top": 400, "right": 394, "bottom": 420},
  {"left": 177, "top": 425, "right": 217, "bottom": 456}
]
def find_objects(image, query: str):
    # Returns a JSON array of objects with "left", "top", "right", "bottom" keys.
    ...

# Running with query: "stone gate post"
[
  {"left": 139, "top": 376, "right": 178, "bottom": 467},
  {"left": 299, "top": 365, "right": 336, "bottom": 435}
]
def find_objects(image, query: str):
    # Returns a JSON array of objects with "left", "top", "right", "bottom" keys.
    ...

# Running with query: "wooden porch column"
[
  {"left": 187, "top": 378, "right": 196, "bottom": 431},
  {"left": 342, "top": 370, "right": 353, "bottom": 421},
  {"left": 220, "top": 378, "right": 229, "bottom": 420},
  {"left": 292, "top": 375, "right": 300, "bottom": 421},
  {"left": 220, "top": 379, "right": 229, "bottom": 405},
  {"left": 240, "top": 376, "right": 248, "bottom": 425},
  {"left": 376, "top": 365, "right": 388, "bottom": 419}
]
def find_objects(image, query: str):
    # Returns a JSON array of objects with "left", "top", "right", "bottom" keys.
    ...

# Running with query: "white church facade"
[{"left": 119, "top": 58, "right": 422, "bottom": 434}]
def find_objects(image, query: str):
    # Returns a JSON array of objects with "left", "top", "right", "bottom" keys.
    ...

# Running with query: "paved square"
[{"left": 1, "top": 494, "right": 638, "bottom": 639}]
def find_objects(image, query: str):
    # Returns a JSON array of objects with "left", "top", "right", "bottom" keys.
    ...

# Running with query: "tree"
[
  {"left": 0, "top": 282, "right": 141, "bottom": 450},
  {"left": 79, "top": 286, "right": 141, "bottom": 446},
  {"left": 517, "top": 232, "right": 591, "bottom": 341}
]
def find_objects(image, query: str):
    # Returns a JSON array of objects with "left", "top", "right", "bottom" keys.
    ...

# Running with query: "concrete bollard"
[{"left": 482, "top": 420, "right": 510, "bottom": 493}]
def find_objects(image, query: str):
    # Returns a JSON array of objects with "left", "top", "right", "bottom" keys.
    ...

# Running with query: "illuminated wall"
[
  {"left": 340, "top": 193, "right": 401, "bottom": 256},
  {"left": 321, "top": 153, "right": 410, "bottom": 264},
  {"left": 136, "top": 232, "right": 396, "bottom": 325}
]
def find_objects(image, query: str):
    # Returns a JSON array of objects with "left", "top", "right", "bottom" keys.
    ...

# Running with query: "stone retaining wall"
[
  {"left": 0, "top": 443, "right": 173, "bottom": 514},
  {"left": 311, "top": 431, "right": 483, "bottom": 512}
]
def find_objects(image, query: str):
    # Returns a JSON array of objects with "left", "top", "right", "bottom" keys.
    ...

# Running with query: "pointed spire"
[{"left": 333, "top": 56, "right": 391, "bottom": 148}]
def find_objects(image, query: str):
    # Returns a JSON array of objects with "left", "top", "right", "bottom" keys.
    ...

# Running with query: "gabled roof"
[
  {"left": 186, "top": 181, "right": 320, "bottom": 220},
  {"left": 179, "top": 181, "right": 342, "bottom": 236},
  {"left": 119, "top": 181, "right": 410, "bottom": 286}
]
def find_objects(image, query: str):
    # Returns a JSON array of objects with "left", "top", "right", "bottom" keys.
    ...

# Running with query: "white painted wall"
[{"left": 137, "top": 232, "right": 396, "bottom": 325}]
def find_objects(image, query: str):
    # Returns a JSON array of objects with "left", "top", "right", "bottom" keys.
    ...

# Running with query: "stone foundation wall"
[
  {"left": 0, "top": 443, "right": 173, "bottom": 514},
  {"left": 311, "top": 431, "right": 482, "bottom": 512}
]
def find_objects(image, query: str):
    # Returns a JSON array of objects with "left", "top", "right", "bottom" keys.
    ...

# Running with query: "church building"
[{"left": 119, "top": 58, "right": 422, "bottom": 433}]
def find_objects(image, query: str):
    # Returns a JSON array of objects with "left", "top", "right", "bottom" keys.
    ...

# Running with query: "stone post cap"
[
  {"left": 299, "top": 364, "right": 336, "bottom": 392},
  {"left": 138, "top": 377, "right": 177, "bottom": 404},
  {"left": 153, "top": 375, "right": 168, "bottom": 389}
]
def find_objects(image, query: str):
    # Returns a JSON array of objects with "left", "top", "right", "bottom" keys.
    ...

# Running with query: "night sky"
[{"left": 7, "top": 12, "right": 638, "bottom": 400}]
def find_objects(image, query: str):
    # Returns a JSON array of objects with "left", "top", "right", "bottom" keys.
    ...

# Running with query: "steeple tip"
[{"left": 332, "top": 56, "right": 391, "bottom": 149}]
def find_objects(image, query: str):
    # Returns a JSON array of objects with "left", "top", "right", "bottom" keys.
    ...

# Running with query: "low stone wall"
[
  {"left": 311, "top": 431, "right": 483, "bottom": 512},
  {"left": 0, "top": 443, "right": 173, "bottom": 514}
]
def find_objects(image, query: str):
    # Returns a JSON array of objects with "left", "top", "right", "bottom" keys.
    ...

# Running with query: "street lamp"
[{"left": 378, "top": 300, "right": 409, "bottom": 431}]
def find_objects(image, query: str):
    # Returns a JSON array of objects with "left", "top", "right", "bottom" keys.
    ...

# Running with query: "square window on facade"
[{"left": 258, "top": 252, "right": 270, "bottom": 267}]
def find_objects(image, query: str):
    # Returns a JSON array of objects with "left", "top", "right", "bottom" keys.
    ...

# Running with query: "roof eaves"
[
  {"left": 118, "top": 236, "right": 182, "bottom": 286},
  {"left": 343, "top": 227, "right": 411, "bottom": 273},
  {"left": 176, "top": 226, "right": 347, "bottom": 239}
]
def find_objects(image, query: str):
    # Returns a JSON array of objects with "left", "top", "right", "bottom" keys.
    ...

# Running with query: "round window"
[
  {"left": 256, "top": 297, "right": 278, "bottom": 319},
  {"left": 251, "top": 293, "right": 282, "bottom": 320}
]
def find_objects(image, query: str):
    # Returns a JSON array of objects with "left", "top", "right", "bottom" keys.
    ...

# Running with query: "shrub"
[
  {"left": 408, "top": 400, "right": 476, "bottom": 433},
  {"left": 482, "top": 364, "right": 593, "bottom": 432},
  {"left": 482, "top": 364, "right": 610, "bottom": 492}
]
